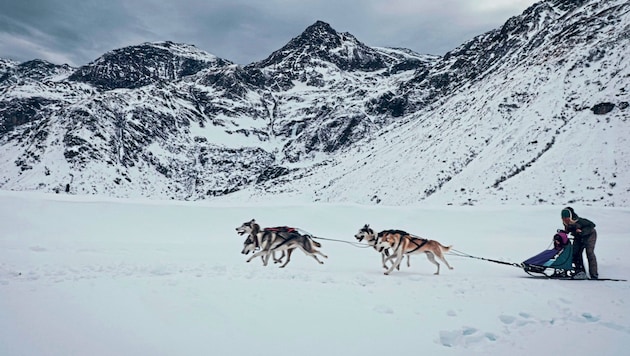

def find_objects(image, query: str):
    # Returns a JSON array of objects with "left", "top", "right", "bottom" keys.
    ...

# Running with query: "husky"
[
  {"left": 240, "top": 235, "right": 285, "bottom": 263},
  {"left": 236, "top": 219, "right": 287, "bottom": 264},
  {"left": 374, "top": 229, "right": 453, "bottom": 275},
  {"left": 354, "top": 224, "right": 410, "bottom": 270},
  {"left": 236, "top": 219, "right": 328, "bottom": 268}
]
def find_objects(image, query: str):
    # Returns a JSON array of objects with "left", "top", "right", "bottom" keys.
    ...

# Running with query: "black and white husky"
[{"left": 236, "top": 219, "right": 328, "bottom": 268}]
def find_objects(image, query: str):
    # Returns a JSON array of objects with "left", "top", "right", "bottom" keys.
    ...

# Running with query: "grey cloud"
[{"left": 0, "top": 0, "right": 539, "bottom": 66}]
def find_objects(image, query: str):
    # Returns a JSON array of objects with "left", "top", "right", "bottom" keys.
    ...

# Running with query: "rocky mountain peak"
[
  {"left": 0, "top": 58, "right": 18, "bottom": 74},
  {"left": 400, "top": 0, "right": 600, "bottom": 113},
  {"left": 253, "top": 20, "right": 388, "bottom": 72},
  {"left": 68, "top": 41, "right": 231, "bottom": 90},
  {"left": 299, "top": 20, "right": 344, "bottom": 45},
  {"left": 552, "top": 0, "right": 588, "bottom": 11},
  {"left": 0, "top": 59, "right": 74, "bottom": 84}
]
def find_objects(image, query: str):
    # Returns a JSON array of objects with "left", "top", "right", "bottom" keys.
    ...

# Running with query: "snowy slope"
[
  {"left": 1, "top": 191, "right": 629, "bottom": 355},
  {"left": 221, "top": 0, "right": 630, "bottom": 207}
]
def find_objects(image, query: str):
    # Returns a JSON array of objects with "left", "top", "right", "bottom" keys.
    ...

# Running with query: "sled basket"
[{"left": 522, "top": 231, "right": 575, "bottom": 278}]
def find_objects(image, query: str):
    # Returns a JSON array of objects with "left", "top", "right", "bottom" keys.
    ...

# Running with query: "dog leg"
[
  {"left": 384, "top": 252, "right": 404, "bottom": 275},
  {"left": 383, "top": 252, "right": 398, "bottom": 268},
  {"left": 311, "top": 252, "right": 328, "bottom": 264},
  {"left": 309, "top": 249, "right": 328, "bottom": 264},
  {"left": 296, "top": 245, "right": 326, "bottom": 265},
  {"left": 435, "top": 251, "right": 454, "bottom": 271},
  {"left": 383, "top": 252, "right": 412, "bottom": 270},
  {"left": 247, "top": 250, "right": 268, "bottom": 263},
  {"left": 390, "top": 253, "right": 410, "bottom": 270},
  {"left": 425, "top": 251, "right": 440, "bottom": 275},
  {"left": 279, "top": 249, "right": 294, "bottom": 268},
  {"left": 388, "top": 255, "right": 411, "bottom": 271},
  {"left": 381, "top": 250, "right": 391, "bottom": 269},
  {"left": 262, "top": 250, "right": 272, "bottom": 266},
  {"left": 273, "top": 250, "right": 285, "bottom": 264},
  {"left": 383, "top": 249, "right": 402, "bottom": 269}
]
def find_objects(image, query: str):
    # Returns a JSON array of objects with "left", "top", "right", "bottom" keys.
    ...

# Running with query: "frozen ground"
[{"left": 1, "top": 190, "right": 629, "bottom": 355}]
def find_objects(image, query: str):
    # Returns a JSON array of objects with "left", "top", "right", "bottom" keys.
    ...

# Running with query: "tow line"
[{"left": 447, "top": 248, "right": 522, "bottom": 268}]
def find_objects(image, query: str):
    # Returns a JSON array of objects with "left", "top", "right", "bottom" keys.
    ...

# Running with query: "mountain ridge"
[{"left": 1, "top": 0, "right": 628, "bottom": 206}]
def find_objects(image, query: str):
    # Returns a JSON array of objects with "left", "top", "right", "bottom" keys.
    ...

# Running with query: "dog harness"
[
  {"left": 264, "top": 226, "right": 296, "bottom": 233},
  {"left": 406, "top": 237, "right": 428, "bottom": 253},
  {"left": 264, "top": 227, "right": 302, "bottom": 249}
]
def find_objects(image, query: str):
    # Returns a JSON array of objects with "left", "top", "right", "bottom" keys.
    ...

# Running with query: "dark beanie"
[{"left": 561, "top": 207, "right": 577, "bottom": 219}]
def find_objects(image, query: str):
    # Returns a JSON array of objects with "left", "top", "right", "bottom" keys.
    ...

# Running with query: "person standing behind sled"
[{"left": 561, "top": 207, "right": 598, "bottom": 279}]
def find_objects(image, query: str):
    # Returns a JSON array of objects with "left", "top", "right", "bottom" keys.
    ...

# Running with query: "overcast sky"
[{"left": 0, "top": 0, "right": 539, "bottom": 66}]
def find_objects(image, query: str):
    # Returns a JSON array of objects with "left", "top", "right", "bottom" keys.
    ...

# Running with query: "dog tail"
[
  {"left": 440, "top": 244, "right": 452, "bottom": 252},
  {"left": 301, "top": 236, "right": 321, "bottom": 251}
]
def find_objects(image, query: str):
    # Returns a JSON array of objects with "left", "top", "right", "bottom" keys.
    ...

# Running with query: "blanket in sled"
[{"left": 522, "top": 230, "right": 575, "bottom": 278}]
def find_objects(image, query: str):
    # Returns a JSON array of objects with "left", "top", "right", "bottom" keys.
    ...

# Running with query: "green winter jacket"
[{"left": 564, "top": 217, "right": 596, "bottom": 239}]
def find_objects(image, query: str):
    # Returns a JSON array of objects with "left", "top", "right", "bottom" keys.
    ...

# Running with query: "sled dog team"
[
  {"left": 235, "top": 219, "right": 453, "bottom": 275},
  {"left": 235, "top": 219, "right": 328, "bottom": 268}
]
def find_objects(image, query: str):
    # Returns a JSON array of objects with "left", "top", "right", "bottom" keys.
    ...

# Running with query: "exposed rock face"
[
  {"left": 68, "top": 41, "right": 230, "bottom": 90},
  {"left": 591, "top": 102, "right": 615, "bottom": 115}
]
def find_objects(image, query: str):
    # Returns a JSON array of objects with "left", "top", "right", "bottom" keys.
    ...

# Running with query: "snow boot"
[{"left": 572, "top": 271, "right": 587, "bottom": 280}]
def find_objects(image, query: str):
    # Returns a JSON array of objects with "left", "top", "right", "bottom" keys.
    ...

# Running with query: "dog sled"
[
  {"left": 521, "top": 230, "right": 575, "bottom": 278},
  {"left": 449, "top": 230, "right": 575, "bottom": 278},
  {"left": 450, "top": 229, "right": 625, "bottom": 281}
]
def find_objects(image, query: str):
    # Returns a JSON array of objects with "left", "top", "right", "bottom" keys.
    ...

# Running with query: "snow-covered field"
[{"left": 1, "top": 190, "right": 629, "bottom": 355}]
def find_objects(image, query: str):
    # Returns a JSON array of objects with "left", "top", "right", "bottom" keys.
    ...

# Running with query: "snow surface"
[{"left": 1, "top": 190, "right": 629, "bottom": 355}]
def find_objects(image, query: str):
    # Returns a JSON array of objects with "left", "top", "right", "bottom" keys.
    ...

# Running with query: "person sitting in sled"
[
  {"left": 561, "top": 207, "right": 598, "bottom": 279},
  {"left": 522, "top": 230, "right": 569, "bottom": 268},
  {"left": 552, "top": 230, "right": 569, "bottom": 250}
]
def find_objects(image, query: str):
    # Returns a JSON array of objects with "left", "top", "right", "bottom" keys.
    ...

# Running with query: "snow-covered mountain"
[
  {"left": 230, "top": 0, "right": 630, "bottom": 207},
  {"left": 0, "top": 0, "right": 628, "bottom": 206},
  {"left": 67, "top": 41, "right": 231, "bottom": 90}
]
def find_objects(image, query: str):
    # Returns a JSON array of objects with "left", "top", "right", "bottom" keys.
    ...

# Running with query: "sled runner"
[{"left": 521, "top": 230, "right": 575, "bottom": 278}]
